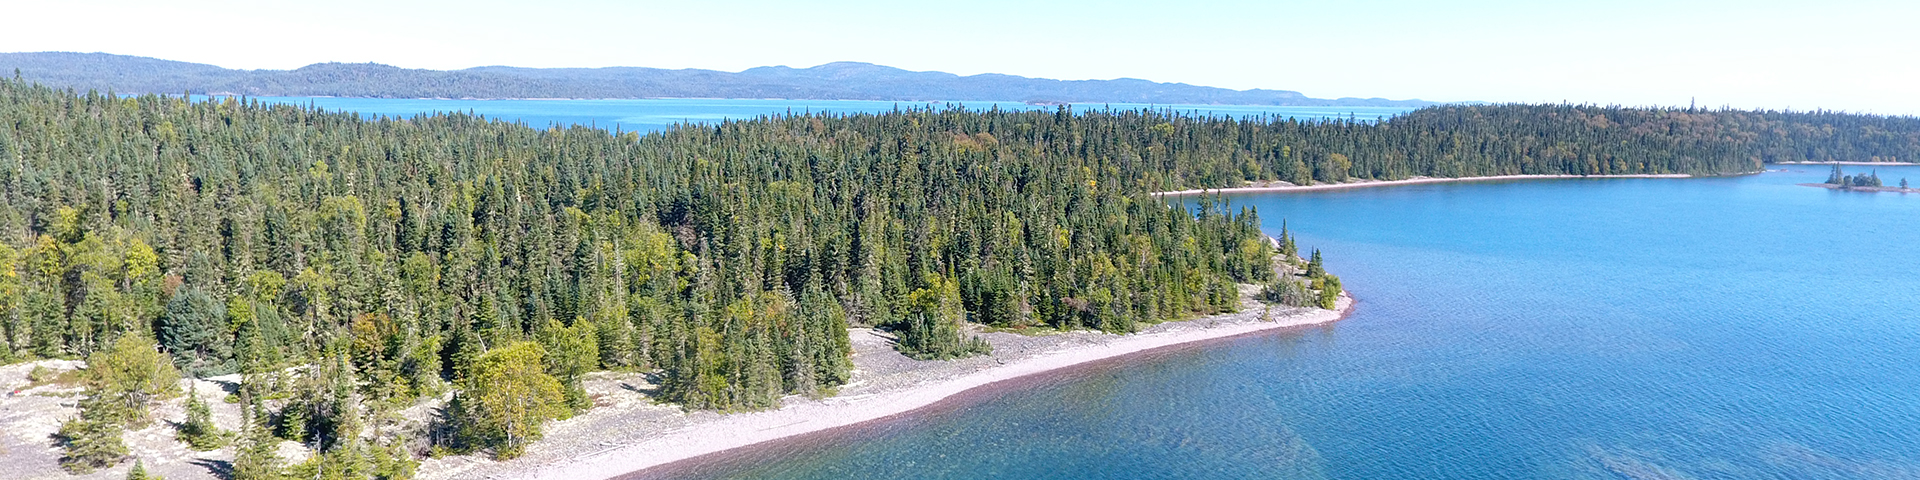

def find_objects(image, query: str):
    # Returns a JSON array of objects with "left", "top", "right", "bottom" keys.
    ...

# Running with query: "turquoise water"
[
  {"left": 235, "top": 97, "right": 1412, "bottom": 132},
  {"left": 651, "top": 167, "right": 1920, "bottom": 479}
]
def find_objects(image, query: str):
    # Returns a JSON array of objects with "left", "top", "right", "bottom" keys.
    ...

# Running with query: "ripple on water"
[{"left": 664, "top": 168, "right": 1920, "bottom": 480}]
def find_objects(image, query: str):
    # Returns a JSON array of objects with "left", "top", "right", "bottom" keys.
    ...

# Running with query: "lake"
[
  {"left": 656, "top": 167, "right": 1920, "bottom": 479},
  {"left": 236, "top": 97, "right": 1413, "bottom": 132}
]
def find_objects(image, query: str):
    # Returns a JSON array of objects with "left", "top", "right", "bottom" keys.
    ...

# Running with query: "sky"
[{"left": 3, "top": 0, "right": 1916, "bottom": 114}]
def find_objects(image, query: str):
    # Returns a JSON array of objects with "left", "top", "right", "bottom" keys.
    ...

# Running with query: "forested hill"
[
  {"left": 0, "top": 51, "right": 1434, "bottom": 106},
  {"left": 3, "top": 78, "right": 1918, "bottom": 474}
]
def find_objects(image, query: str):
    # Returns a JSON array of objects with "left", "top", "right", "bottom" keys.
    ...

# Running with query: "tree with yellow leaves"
[{"left": 453, "top": 341, "right": 566, "bottom": 459}]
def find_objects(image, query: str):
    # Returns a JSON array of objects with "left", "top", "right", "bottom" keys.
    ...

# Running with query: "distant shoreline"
[
  {"left": 230, "top": 94, "right": 989, "bottom": 103},
  {"left": 1153, "top": 174, "right": 1698, "bottom": 197},
  {"left": 1776, "top": 161, "right": 1920, "bottom": 166},
  {"left": 225, "top": 94, "right": 1413, "bottom": 109},
  {"left": 437, "top": 295, "right": 1352, "bottom": 480}
]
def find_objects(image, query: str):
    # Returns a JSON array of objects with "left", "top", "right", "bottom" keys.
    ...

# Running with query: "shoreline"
[
  {"left": 627, "top": 300, "right": 1351, "bottom": 479},
  {"left": 1154, "top": 174, "right": 1698, "bottom": 197},
  {"left": 1775, "top": 161, "right": 1920, "bottom": 166},
  {"left": 453, "top": 295, "right": 1352, "bottom": 480}
]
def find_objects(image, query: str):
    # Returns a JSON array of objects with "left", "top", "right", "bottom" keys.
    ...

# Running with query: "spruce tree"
[
  {"left": 56, "top": 395, "right": 128, "bottom": 473},
  {"left": 126, "top": 459, "right": 156, "bottom": 480},
  {"left": 176, "top": 383, "right": 226, "bottom": 450},
  {"left": 230, "top": 420, "right": 285, "bottom": 480},
  {"left": 1306, "top": 249, "right": 1326, "bottom": 278}
]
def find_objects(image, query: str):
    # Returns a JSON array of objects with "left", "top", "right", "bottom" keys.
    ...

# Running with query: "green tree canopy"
[{"left": 456, "top": 341, "right": 567, "bottom": 459}]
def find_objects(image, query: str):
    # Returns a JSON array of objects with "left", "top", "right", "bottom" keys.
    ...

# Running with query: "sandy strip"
[
  {"left": 528, "top": 297, "right": 1351, "bottom": 480},
  {"left": 1153, "top": 174, "right": 1696, "bottom": 197}
]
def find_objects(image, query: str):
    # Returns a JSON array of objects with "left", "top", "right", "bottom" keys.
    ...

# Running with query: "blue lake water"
[
  {"left": 233, "top": 97, "right": 1412, "bottom": 132},
  {"left": 654, "top": 167, "right": 1920, "bottom": 479}
]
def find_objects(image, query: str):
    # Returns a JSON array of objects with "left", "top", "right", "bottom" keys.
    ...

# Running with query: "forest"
[{"left": 3, "top": 77, "right": 1919, "bottom": 478}]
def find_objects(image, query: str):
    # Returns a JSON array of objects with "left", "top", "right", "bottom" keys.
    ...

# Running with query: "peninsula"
[{"left": 1155, "top": 174, "right": 1696, "bottom": 197}]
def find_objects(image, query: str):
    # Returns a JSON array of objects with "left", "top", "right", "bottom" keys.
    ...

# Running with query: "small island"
[{"left": 1801, "top": 166, "right": 1916, "bottom": 193}]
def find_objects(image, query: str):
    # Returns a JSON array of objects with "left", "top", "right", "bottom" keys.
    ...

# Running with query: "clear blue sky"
[{"left": 4, "top": 0, "right": 1916, "bottom": 114}]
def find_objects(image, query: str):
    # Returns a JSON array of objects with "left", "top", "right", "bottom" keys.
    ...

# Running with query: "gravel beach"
[{"left": 422, "top": 289, "right": 1351, "bottom": 480}]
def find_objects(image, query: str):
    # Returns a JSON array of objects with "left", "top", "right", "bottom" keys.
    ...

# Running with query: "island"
[
  {"left": 1800, "top": 165, "right": 1916, "bottom": 193},
  {"left": 2, "top": 78, "right": 1919, "bottom": 480}
]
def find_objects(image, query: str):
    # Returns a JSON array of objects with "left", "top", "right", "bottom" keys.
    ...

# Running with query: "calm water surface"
[
  {"left": 235, "top": 97, "right": 1411, "bottom": 132},
  {"left": 658, "top": 167, "right": 1920, "bottom": 480}
]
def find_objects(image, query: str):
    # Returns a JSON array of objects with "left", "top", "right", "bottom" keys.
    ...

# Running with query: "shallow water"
[
  {"left": 657, "top": 167, "right": 1920, "bottom": 480},
  {"left": 235, "top": 97, "right": 1411, "bottom": 132}
]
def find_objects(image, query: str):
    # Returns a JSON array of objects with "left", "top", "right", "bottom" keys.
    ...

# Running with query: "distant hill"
[{"left": 0, "top": 52, "right": 1435, "bottom": 106}]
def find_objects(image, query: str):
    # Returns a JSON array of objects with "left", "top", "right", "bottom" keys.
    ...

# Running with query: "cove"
[{"left": 652, "top": 167, "right": 1920, "bottom": 479}]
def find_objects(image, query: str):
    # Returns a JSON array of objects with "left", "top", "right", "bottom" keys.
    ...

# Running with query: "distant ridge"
[{"left": 0, "top": 52, "right": 1435, "bottom": 107}]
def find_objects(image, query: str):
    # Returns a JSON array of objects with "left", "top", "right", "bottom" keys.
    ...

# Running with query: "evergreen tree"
[
  {"left": 126, "top": 459, "right": 158, "bottom": 480},
  {"left": 176, "top": 383, "right": 226, "bottom": 450},
  {"left": 56, "top": 395, "right": 129, "bottom": 473},
  {"left": 1278, "top": 221, "right": 1298, "bottom": 260},
  {"left": 231, "top": 428, "right": 285, "bottom": 480},
  {"left": 231, "top": 405, "right": 286, "bottom": 480},
  {"left": 158, "top": 288, "right": 231, "bottom": 376}
]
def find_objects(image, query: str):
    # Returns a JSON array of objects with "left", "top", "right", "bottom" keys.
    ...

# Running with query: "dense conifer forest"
[{"left": 3, "top": 77, "right": 1918, "bottom": 477}]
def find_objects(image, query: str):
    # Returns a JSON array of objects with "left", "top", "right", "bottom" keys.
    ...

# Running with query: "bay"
[{"left": 661, "top": 166, "right": 1920, "bottom": 479}]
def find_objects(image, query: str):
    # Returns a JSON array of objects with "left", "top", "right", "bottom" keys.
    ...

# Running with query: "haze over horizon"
[{"left": 3, "top": 0, "right": 1917, "bottom": 114}]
